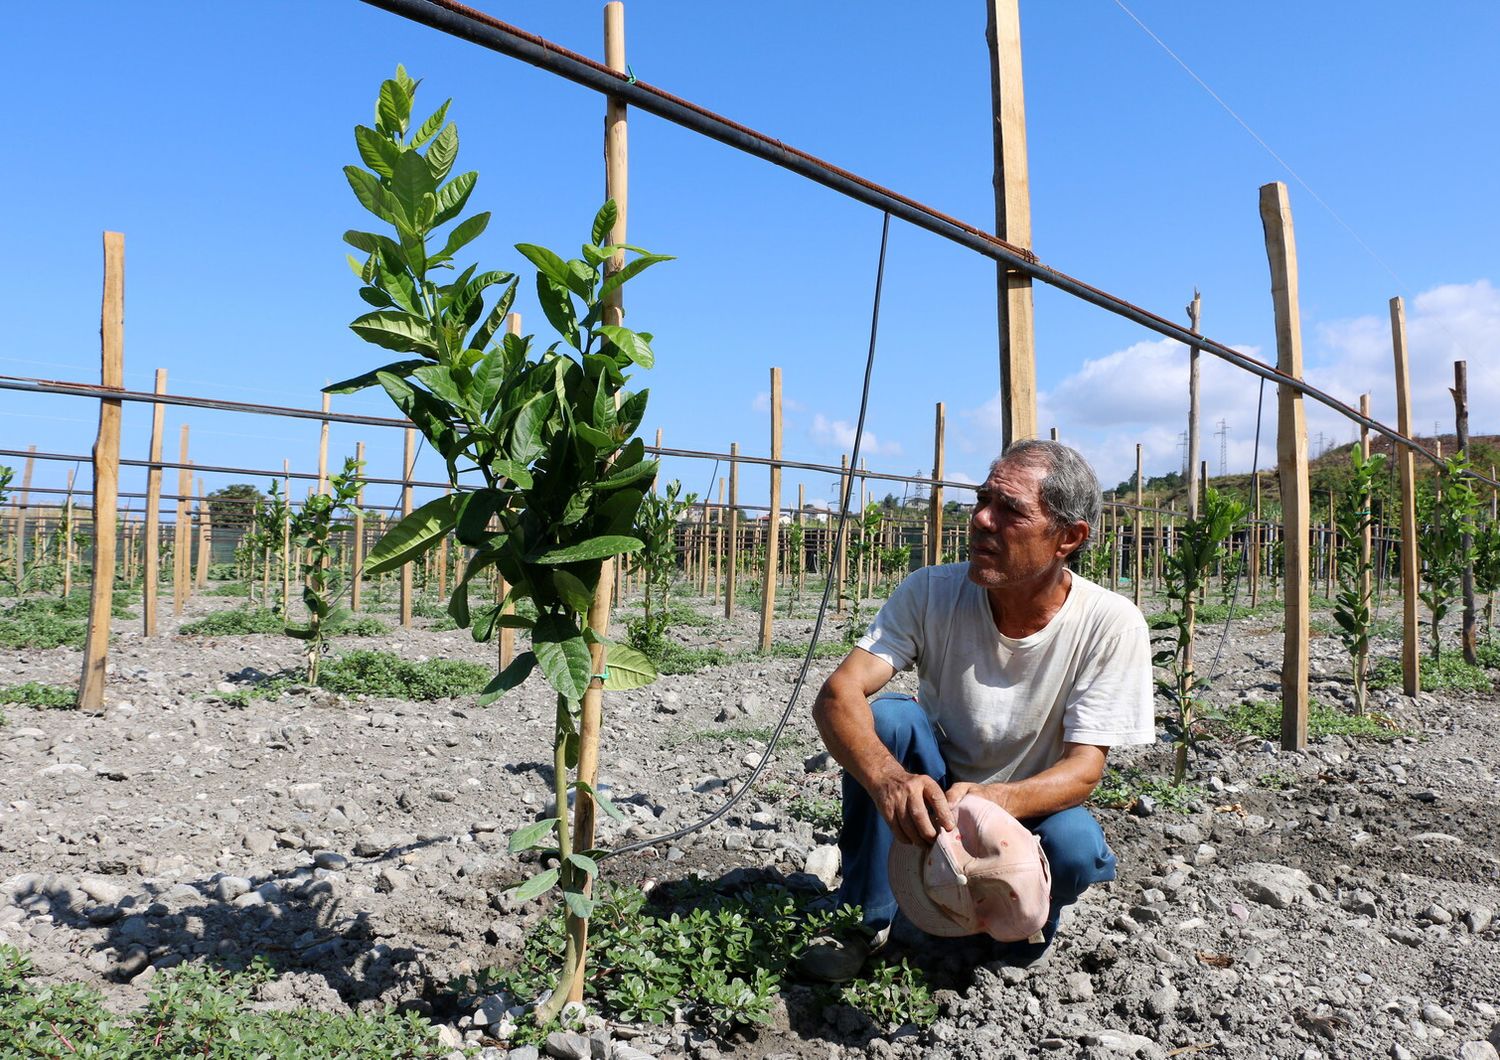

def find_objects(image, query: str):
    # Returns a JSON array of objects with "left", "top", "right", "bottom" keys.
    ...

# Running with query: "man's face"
[{"left": 967, "top": 459, "right": 1076, "bottom": 590}]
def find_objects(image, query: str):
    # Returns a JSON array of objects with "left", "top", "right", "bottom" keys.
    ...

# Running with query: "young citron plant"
[
  {"left": 336, "top": 66, "right": 669, "bottom": 1024},
  {"left": 1331, "top": 446, "right": 1386, "bottom": 714},
  {"left": 284, "top": 457, "right": 364, "bottom": 684}
]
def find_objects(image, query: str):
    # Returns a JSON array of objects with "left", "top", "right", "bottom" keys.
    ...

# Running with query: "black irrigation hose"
[{"left": 604, "top": 213, "right": 893, "bottom": 860}]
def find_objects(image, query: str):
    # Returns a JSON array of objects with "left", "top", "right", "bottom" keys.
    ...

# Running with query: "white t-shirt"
[{"left": 855, "top": 563, "right": 1156, "bottom": 784}]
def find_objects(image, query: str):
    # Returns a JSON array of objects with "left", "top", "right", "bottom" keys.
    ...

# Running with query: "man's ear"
[{"left": 1055, "top": 519, "right": 1089, "bottom": 561}]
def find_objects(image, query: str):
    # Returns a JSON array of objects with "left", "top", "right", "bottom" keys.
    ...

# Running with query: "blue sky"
[{"left": 4, "top": 1, "right": 1497, "bottom": 517}]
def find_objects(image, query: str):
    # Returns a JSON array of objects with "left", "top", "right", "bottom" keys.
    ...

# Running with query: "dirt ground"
[{"left": 2, "top": 580, "right": 1498, "bottom": 1060}]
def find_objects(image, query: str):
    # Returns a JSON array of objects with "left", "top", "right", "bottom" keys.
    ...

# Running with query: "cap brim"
[{"left": 887, "top": 836, "right": 979, "bottom": 938}]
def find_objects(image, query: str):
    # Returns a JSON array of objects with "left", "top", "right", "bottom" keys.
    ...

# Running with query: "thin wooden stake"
[
  {"left": 986, "top": 0, "right": 1036, "bottom": 445},
  {"left": 1454, "top": 361, "right": 1477, "bottom": 663},
  {"left": 400, "top": 428, "right": 415, "bottom": 629},
  {"left": 143, "top": 369, "right": 166, "bottom": 635},
  {"left": 281, "top": 460, "right": 291, "bottom": 616},
  {"left": 759, "top": 368, "right": 782, "bottom": 651},
  {"left": 62, "top": 470, "right": 75, "bottom": 599},
  {"left": 173, "top": 426, "right": 190, "bottom": 616},
  {"left": 351, "top": 441, "right": 366, "bottom": 612},
  {"left": 1134, "top": 443, "right": 1144, "bottom": 607},
  {"left": 79, "top": 231, "right": 124, "bottom": 714},
  {"left": 1187, "top": 290, "right": 1202, "bottom": 521},
  {"left": 1390, "top": 297, "right": 1421, "bottom": 695},
  {"left": 317, "top": 392, "right": 331, "bottom": 496},
  {"left": 194, "top": 478, "right": 210, "bottom": 589},
  {"left": 929, "top": 402, "right": 945, "bottom": 566},
  {"left": 725, "top": 443, "right": 739, "bottom": 619},
  {"left": 1260, "top": 182, "right": 1310, "bottom": 751}
]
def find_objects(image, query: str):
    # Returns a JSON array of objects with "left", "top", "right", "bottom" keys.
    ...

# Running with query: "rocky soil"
[{"left": 2, "top": 584, "right": 1498, "bottom": 1060}]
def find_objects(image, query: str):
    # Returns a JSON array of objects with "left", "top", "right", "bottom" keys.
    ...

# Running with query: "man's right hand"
[{"left": 872, "top": 765, "right": 955, "bottom": 845}]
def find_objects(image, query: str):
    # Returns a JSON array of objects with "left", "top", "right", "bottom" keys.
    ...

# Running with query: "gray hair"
[{"left": 991, "top": 439, "right": 1102, "bottom": 551}]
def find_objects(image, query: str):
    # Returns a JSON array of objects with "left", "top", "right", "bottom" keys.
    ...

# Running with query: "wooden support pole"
[
  {"left": 725, "top": 443, "right": 739, "bottom": 620},
  {"left": 1250, "top": 470, "right": 1262, "bottom": 607},
  {"left": 1260, "top": 182, "right": 1310, "bottom": 751},
  {"left": 143, "top": 369, "right": 166, "bottom": 634},
  {"left": 62, "top": 471, "right": 75, "bottom": 599},
  {"left": 1134, "top": 443, "right": 1144, "bottom": 607},
  {"left": 1390, "top": 297, "right": 1421, "bottom": 695},
  {"left": 195, "top": 478, "right": 210, "bottom": 589},
  {"left": 79, "top": 231, "right": 124, "bottom": 714},
  {"left": 759, "top": 368, "right": 782, "bottom": 651},
  {"left": 797, "top": 482, "right": 807, "bottom": 597},
  {"left": 1454, "top": 361, "right": 1477, "bottom": 664},
  {"left": 986, "top": 0, "right": 1036, "bottom": 445},
  {"left": 173, "top": 427, "right": 190, "bottom": 616},
  {"left": 1325, "top": 490, "right": 1335, "bottom": 602},
  {"left": 836, "top": 454, "right": 849, "bottom": 612},
  {"left": 317, "top": 392, "right": 331, "bottom": 496},
  {"left": 714, "top": 477, "right": 724, "bottom": 603},
  {"left": 400, "top": 428, "right": 415, "bottom": 628},
  {"left": 352, "top": 440, "right": 366, "bottom": 612},
  {"left": 1359, "top": 393, "right": 1373, "bottom": 696},
  {"left": 1186, "top": 290, "right": 1202, "bottom": 521},
  {"left": 281, "top": 460, "right": 291, "bottom": 616},
  {"left": 929, "top": 402, "right": 945, "bottom": 566}
]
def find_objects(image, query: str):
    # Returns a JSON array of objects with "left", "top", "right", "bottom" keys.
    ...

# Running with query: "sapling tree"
[
  {"left": 256, "top": 481, "right": 289, "bottom": 611},
  {"left": 1331, "top": 447, "right": 1387, "bottom": 713},
  {"left": 335, "top": 66, "right": 668, "bottom": 1024},
  {"left": 1152, "top": 486, "right": 1245, "bottom": 784},
  {"left": 284, "top": 458, "right": 363, "bottom": 683},
  {"left": 626, "top": 480, "right": 696, "bottom": 658},
  {"left": 1474, "top": 519, "right": 1500, "bottom": 643},
  {"left": 783, "top": 520, "right": 805, "bottom": 616},
  {"left": 1416, "top": 455, "right": 1480, "bottom": 659}
]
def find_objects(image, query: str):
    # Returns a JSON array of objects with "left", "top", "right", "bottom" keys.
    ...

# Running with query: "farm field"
[{"left": 2, "top": 579, "right": 1498, "bottom": 1059}]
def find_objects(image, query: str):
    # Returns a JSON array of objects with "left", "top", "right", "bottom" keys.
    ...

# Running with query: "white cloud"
[
  {"left": 751, "top": 390, "right": 806, "bottom": 414},
  {"left": 956, "top": 278, "right": 1500, "bottom": 491},
  {"left": 809, "top": 412, "right": 903, "bottom": 457}
]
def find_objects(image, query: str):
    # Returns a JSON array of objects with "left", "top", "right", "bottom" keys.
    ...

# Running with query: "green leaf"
[
  {"left": 551, "top": 569, "right": 594, "bottom": 614},
  {"left": 377, "top": 77, "right": 411, "bottom": 137},
  {"left": 457, "top": 489, "right": 506, "bottom": 547},
  {"left": 391, "top": 150, "right": 438, "bottom": 216},
  {"left": 480, "top": 651, "right": 537, "bottom": 706},
  {"left": 591, "top": 200, "right": 618, "bottom": 246},
  {"left": 364, "top": 493, "right": 463, "bottom": 576},
  {"left": 536, "top": 276, "right": 581, "bottom": 350},
  {"left": 323, "top": 360, "right": 428, "bottom": 395},
  {"left": 515, "top": 243, "right": 573, "bottom": 289},
  {"left": 572, "top": 780, "right": 626, "bottom": 821},
  {"left": 490, "top": 459, "right": 534, "bottom": 489},
  {"left": 349, "top": 311, "right": 438, "bottom": 357},
  {"left": 354, "top": 125, "right": 399, "bottom": 179},
  {"left": 531, "top": 536, "right": 643, "bottom": 564},
  {"left": 597, "top": 324, "right": 655, "bottom": 369},
  {"left": 470, "top": 278, "right": 519, "bottom": 356},
  {"left": 412, "top": 364, "right": 466, "bottom": 410},
  {"left": 411, "top": 99, "right": 451, "bottom": 148},
  {"left": 532, "top": 612, "right": 592, "bottom": 702},
  {"left": 433, "top": 171, "right": 478, "bottom": 226},
  {"left": 598, "top": 253, "right": 673, "bottom": 303},
  {"left": 596, "top": 459, "right": 657, "bottom": 493},
  {"left": 602, "top": 642, "right": 659, "bottom": 690},
  {"left": 563, "top": 889, "right": 594, "bottom": 920},
  {"left": 344, "top": 165, "right": 398, "bottom": 226},
  {"left": 426, "top": 122, "right": 459, "bottom": 182},
  {"left": 284, "top": 624, "right": 317, "bottom": 641},
  {"left": 512, "top": 868, "right": 559, "bottom": 903},
  {"left": 507, "top": 817, "right": 558, "bottom": 853},
  {"left": 566, "top": 852, "right": 599, "bottom": 877},
  {"left": 435, "top": 210, "right": 489, "bottom": 263}
]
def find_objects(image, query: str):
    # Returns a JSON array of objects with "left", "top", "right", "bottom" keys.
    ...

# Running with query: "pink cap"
[{"left": 887, "top": 795, "right": 1051, "bottom": 943}]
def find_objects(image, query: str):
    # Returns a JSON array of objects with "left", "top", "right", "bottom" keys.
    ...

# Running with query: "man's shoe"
[{"left": 795, "top": 923, "right": 891, "bottom": 983}]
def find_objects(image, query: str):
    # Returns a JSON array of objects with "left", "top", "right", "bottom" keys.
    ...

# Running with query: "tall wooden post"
[
  {"left": 1325, "top": 490, "right": 1335, "bottom": 601},
  {"left": 929, "top": 402, "right": 945, "bottom": 566},
  {"left": 797, "top": 482, "right": 807, "bottom": 597},
  {"left": 281, "top": 461, "right": 291, "bottom": 616},
  {"left": 79, "top": 231, "right": 124, "bottom": 714},
  {"left": 194, "top": 479, "right": 210, "bottom": 589},
  {"left": 62, "top": 471, "right": 75, "bottom": 599},
  {"left": 399, "top": 428, "right": 415, "bottom": 628},
  {"left": 1454, "top": 361, "right": 1477, "bottom": 664},
  {"left": 1133, "top": 443, "right": 1144, "bottom": 607},
  {"left": 143, "top": 369, "right": 167, "bottom": 634},
  {"left": 1390, "top": 297, "right": 1420, "bottom": 695},
  {"left": 1186, "top": 291, "right": 1202, "bottom": 520},
  {"left": 986, "top": 0, "right": 1036, "bottom": 445},
  {"left": 173, "top": 427, "right": 191, "bottom": 616},
  {"left": 836, "top": 454, "right": 850, "bottom": 613},
  {"left": 1260, "top": 182, "right": 1310, "bottom": 751},
  {"left": 317, "top": 392, "right": 331, "bottom": 496},
  {"left": 1359, "top": 393, "right": 1373, "bottom": 687},
  {"left": 725, "top": 443, "right": 739, "bottom": 619},
  {"left": 1249, "top": 470, "right": 1262, "bottom": 607},
  {"left": 351, "top": 440, "right": 366, "bottom": 612},
  {"left": 714, "top": 477, "right": 724, "bottom": 603},
  {"left": 759, "top": 368, "right": 782, "bottom": 651}
]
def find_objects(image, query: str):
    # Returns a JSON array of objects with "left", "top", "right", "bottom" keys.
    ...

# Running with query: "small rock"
[
  {"left": 1131, "top": 794, "right": 1157, "bottom": 818},
  {"left": 1420, "top": 903, "right": 1452, "bottom": 925},
  {"left": 545, "top": 1030, "right": 594, "bottom": 1060},
  {"left": 723, "top": 832, "right": 751, "bottom": 852},
  {"left": 1421, "top": 1001, "right": 1455, "bottom": 1028},
  {"left": 313, "top": 851, "right": 349, "bottom": 871},
  {"left": 1145, "top": 984, "right": 1179, "bottom": 1018},
  {"left": 1457, "top": 1043, "right": 1499, "bottom": 1060},
  {"left": 1464, "top": 907, "right": 1493, "bottom": 934},
  {"left": 1062, "top": 972, "right": 1094, "bottom": 1002},
  {"left": 243, "top": 831, "right": 277, "bottom": 855},
  {"left": 804, "top": 846, "right": 841, "bottom": 889},
  {"left": 804, "top": 751, "right": 834, "bottom": 773},
  {"left": 215, "top": 876, "right": 251, "bottom": 902}
]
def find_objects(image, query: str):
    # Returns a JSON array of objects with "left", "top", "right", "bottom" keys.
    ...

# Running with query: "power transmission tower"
[
  {"left": 1215, "top": 419, "right": 1230, "bottom": 477},
  {"left": 1177, "top": 431, "right": 1189, "bottom": 476}
]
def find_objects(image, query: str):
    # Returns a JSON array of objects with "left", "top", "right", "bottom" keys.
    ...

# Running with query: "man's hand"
[
  {"left": 944, "top": 780, "right": 1015, "bottom": 815},
  {"left": 873, "top": 764, "right": 955, "bottom": 845}
]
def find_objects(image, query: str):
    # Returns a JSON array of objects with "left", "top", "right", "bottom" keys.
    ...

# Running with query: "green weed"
[
  {"left": 786, "top": 793, "right": 842, "bottom": 832},
  {"left": 1089, "top": 766, "right": 1202, "bottom": 813},
  {"left": 1369, "top": 653, "right": 1493, "bottom": 693},
  {"left": 0, "top": 945, "right": 447, "bottom": 1057},
  {"left": 0, "top": 683, "right": 77, "bottom": 709},
  {"left": 318, "top": 650, "right": 489, "bottom": 701},
  {"left": 1211, "top": 698, "right": 1405, "bottom": 740},
  {"left": 840, "top": 957, "right": 938, "bottom": 1030},
  {"left": 205, "top": 581, "right": 251, "bottom": 597}
]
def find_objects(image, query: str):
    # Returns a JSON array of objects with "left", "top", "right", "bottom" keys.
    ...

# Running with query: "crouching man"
[{"left": 800, "top": 440, "right": 1155, "bottom": 980}]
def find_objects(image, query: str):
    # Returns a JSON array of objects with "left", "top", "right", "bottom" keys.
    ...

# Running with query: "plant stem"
[{"left": 536, "top": 693, "right": 579, "bottom": 1027}]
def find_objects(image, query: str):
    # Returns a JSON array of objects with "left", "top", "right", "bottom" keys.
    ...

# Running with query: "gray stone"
[
  {"left": 78, "top": 877, "right": 124, "bottom": 905},
  {"left": 1233, "top": 862, "right": 1312, "bottom": 909},
  {"left": 313, "top": 851, "right": 349, "bottom": 871},
  {"left": 508, "top": 1049, "right": 541, "bottom": 1060},
  {"left": 544, "top": 1031, "right": 594, "bottom": 1060},
  {"left": 1457, "top": 1043, "right": 1499, "bottom": 1060},
  {"left": 215, "top": 876, "right": 251, "bottom": 902},
  {"left": 804, "top": 846, "right": 841, "bottom": 890},
  {"left": 471, "top": 993, "right": 509, "bottom": 1027},
  {"left": 1062, "top": 971, "right": 1094, "bottom": 1002},
  {"left": 1419, "top": 903, "right": 1452, "bottom": 924},
  {"left": 804, "top": 751, "right": 834, "bottom": 773},
  {"left": 1131, "top": 794, "right": 1157, "bottom": 818},
  {"left": 611, "top": 1045, "right": 655, "bottom": 1060},
  {"left": 110, "top": 946, "right": 150, "bottom": 981},
  {"left": 85, "top": 904, "right": 122, "bottom": 925},
  {"left": 243, "top": 831, "right": 277, "bottom": 855},
  {"left": 723, "top": 832, "right": 750, "bottom": 852},
  {"left": 1421, "top": 1001, "right": 1455, "bottom": 1028},
  {"left": 1389, "top": 1046, "right": 1413, "bottom": 1060},
  {"left": 1464, "top": 907, "right": 1493, "bottom": 933},
  {"left": 1145, "top": 984, "right": 1179, "bottom": 1018}
]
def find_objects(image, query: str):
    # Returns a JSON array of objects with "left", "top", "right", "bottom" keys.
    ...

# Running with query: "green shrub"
[
  {"left": 1089, "top": 766, "right": 1202, "bottom": 813},
  {"left": 318, "top": 650, "right": 489, "bottom": 701},
  {"left": 1369, "top": 653, "right": 1492, "bottom": 693},
  {"left": 786, "top": 793, "right": 842, "bottom": 832},
  {"left": 470, "top": 879, "right": 935, "bottom": 1040},
  {"left": 207, "top": 563, "right": 239, "bottom": 581},
  {"left": 0, "top": 612, "right": 86, "bottom": 650},
  {"left": 0, "top": 683, "right": 77, "bottom": 709},
  {"left": 1211, "top": 698, "right": 1406, "bottom": 740},
  {"left": 205, "top": 581, "right": 251, "bottom": 597},
  {"left": 0, "top": 945, "right": 448, "bottom": 1057},
  {"left": 332, "top": 614, "right": 388, "bottom": 637},
  {"left": 180, "top": 609, "right": 285, "bottom": 636}
]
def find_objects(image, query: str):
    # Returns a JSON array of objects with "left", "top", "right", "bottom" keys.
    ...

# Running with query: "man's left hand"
[{"left": 945, "top": 781, "right": 1016, "bottom": 815}]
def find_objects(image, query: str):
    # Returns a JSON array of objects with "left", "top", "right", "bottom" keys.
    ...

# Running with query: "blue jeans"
[{"left": 836, "top": 694, "right": 1117, "bottom": 952}]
